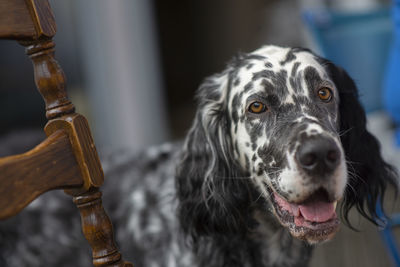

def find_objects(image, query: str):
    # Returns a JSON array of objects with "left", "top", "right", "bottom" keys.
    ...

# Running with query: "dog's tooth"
[{"left": 333, "top": 201, "right": 337, "bottom": 209}]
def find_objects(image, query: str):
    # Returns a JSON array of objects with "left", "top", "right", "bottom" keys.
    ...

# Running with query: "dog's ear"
[
  {"left": 327, "top": 62, "right": 398, "bottom": 226},
  {"left": 176, "top": 69, "right": 254, "bottom": 243}
]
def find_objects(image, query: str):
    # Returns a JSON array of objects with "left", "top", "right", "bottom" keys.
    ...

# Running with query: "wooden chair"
[{"left": 0, "top": 0, "right": 133, "bottom": 266}]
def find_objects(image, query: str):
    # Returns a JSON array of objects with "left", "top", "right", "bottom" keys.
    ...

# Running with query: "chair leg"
[{"left": 73, "top": 189, "right": 133, "bottom": 267}]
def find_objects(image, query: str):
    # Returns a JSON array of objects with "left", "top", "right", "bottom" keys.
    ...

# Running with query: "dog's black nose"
[{"left": 296, "top": 138, "right": 341, "bottom": 175}]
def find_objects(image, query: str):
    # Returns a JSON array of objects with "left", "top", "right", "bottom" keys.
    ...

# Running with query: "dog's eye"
[
  {"left": 317, "top": 88, "right": 333, "bottom": 102},
  {"left": 248, "top": 101, "right": 267, "bottom": 113}
]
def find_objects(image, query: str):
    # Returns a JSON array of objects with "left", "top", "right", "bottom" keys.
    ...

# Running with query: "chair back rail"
[{"left": 0, "top": 0, "right": 55, "bottom": 40}]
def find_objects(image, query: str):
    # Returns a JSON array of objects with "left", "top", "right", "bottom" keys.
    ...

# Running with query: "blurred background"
[{"left": 1, "top": 0, "right": 400, "bottom": 266}]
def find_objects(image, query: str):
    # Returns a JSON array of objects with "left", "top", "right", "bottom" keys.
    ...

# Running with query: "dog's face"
[
  {"left": 178, "top": 45, "right": 396, "bottom": 248},
  {"left": 227, "top": 46, "right": 347, "bottom": 243}
]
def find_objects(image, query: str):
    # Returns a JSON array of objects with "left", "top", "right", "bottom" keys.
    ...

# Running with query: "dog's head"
[{"left": 177, "top": 45, "right": 397, "bottom": 244}]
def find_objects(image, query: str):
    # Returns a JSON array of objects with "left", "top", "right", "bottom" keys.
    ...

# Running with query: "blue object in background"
[
  {"left": 380, "top": 1, "right": 400, "bottom": 264},
  {"left": 303, "top": 8, "right": 393, "bottom": 112},
  {"left": 383, "top": 0, "right": 400, "bottom": 146}
]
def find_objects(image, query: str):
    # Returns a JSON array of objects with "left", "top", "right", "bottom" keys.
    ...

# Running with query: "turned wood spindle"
[
  {"left": 24, "top": 39, "right": 75, "bottom": 120},
  {"left": 74, "top": 189, "right": 133, "bottom": 267}
]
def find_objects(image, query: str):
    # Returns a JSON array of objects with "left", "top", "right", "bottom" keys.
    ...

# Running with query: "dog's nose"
[{"left": 296, "top": 138, "right": 341, "bottom": 175}]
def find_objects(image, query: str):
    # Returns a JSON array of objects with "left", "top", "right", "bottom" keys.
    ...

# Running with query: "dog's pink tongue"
[{"left": 299, "top": 201, "right": 335, "bottom": 222}]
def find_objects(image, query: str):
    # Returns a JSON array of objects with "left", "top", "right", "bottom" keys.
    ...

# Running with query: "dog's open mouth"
[{"left": 270, "top": 189, "right": 340, "bottom": 243}]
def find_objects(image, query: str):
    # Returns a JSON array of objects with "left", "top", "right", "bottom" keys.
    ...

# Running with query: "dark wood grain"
[
  {"left": 0, "top": 130, "right": 83, "bottom": 220},
  {"left": 0, "top": 0, "right": 36, "bottom": 39},
  {"left": 24, "top": 39, "right": 75, "bottom": 119},
  {"left": 0, "top": 0, "right": 56, "bottom": 40},
  {"left": 74, "top": 190, "right": 134, "bottom": 267},
  {"left": 45, "top": 114, "right": 104, "bottom": 194},
  {"left": 26, "top": 0, "right": 56, "bottom": 38}
]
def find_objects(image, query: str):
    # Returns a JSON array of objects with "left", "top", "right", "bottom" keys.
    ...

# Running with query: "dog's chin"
[{"left": 268, "top": 188, "right": 340, "bottom": 244}]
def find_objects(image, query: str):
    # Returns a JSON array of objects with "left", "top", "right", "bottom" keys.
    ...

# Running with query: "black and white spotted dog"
[{"left": 0, "top": 45, "right": 397, "bottom": 267}]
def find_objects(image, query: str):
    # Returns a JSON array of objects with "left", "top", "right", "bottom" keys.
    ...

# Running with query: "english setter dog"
[{"left": 0, "top": 45, "right": 397, "bottom": 267}]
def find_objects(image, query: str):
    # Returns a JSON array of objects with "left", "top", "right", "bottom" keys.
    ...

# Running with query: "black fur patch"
[{"left": 280, "top": 50, "right": 296, "bottom": 65}]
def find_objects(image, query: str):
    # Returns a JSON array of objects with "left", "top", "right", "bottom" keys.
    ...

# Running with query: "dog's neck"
[
  {"left": 250, "top": 209, "right": 313, "bottom": 267},
  {"left": 190, "top": 206, "right": 313, "bottom": 267}
]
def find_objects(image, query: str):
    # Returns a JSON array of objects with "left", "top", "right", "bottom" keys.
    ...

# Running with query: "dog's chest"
[{"left": 250, "top": 210, "right": 313, "bottom": 267}]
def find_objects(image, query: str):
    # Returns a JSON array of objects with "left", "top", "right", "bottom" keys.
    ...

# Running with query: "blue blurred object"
[
  {"left": 381, "top": 1, "right": 400, "bottom": 266},
  {"left": 383, "top": 0, "right": 400, "bottom": 146},
  {"left": 303, "top": 7, "right": 393, "bottom": 112}
]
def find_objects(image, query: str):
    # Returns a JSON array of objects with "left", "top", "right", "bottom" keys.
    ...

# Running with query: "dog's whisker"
[
  {"left": 346, "top": 159, "right": 368, "bottom": 188},
  {"left": 338, "top": 127, "right": 354, "bottom": 137}
]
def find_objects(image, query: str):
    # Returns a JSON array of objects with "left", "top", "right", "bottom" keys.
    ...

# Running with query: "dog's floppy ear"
[
  {"left": 176, "top": 68, "right": 254, "bottom": 243},
  {"left": 327, "top": 62, "right": 398, "bottom": 226}
]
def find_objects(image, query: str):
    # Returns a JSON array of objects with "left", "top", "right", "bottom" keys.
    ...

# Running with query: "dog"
[{"left": 0, "top": 45, "right": 397, "bottom": 267}]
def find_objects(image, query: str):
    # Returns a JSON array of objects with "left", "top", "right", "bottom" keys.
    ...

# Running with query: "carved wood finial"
[
  {"left": 22, "top": 39, "right": 75, "bottom": 119},
  {"left": 73, "top": 189, "right": 133, "bottom": 267}
]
